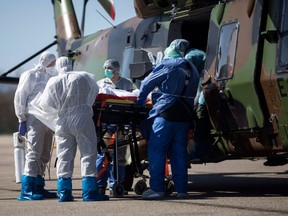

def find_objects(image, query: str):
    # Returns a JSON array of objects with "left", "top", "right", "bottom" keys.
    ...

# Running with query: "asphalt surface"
[{"left": 0, "top": 135, "right": 288, "bottom": 216}]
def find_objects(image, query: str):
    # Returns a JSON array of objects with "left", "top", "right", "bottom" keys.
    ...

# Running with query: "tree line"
[{"left": 0, "top": 86, "right": 18, "bottom": 134}]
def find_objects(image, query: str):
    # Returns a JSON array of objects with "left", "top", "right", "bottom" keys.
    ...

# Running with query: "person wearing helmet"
[
  {"left": 36, "top": 56, "right": 109, "bottom": 202},
  {"left": 97, "top": 59, "right": 136, "bottom": 91},
  {"left": 14, "top": 51, "right": 57, "bottom": 200},
  {"left": 137, "top": 39, "right": 199, "bottom": 199}
]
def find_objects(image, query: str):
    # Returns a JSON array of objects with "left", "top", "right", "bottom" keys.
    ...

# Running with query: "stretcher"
[{"left": 93, "top": 93, "right": 152, "bottom": 197}]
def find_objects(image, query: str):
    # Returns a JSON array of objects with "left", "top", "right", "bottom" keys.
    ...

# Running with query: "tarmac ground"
[{"left": 0, "top": 134, "right": 288, "bottom": 216}]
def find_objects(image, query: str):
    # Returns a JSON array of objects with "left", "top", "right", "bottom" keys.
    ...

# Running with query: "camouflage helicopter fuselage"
[
  {"left": 52, "top": 0, "right": 288, "bottom": 163},
  {"left": 203, "top": 0, "right": 288, "bottom": 160}
]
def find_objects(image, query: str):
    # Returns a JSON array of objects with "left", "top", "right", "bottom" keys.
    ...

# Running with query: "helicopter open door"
[{"left": 204, "top": 0, "right": 267, "bottom": 132}]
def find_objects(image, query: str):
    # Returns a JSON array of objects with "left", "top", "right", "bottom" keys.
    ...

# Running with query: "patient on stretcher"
[
  {"left": 98, "top": 87, "right": 139, "bottom": 99},
  {"left": 96, "top": 58, "right": 141, "bottom": 195}
]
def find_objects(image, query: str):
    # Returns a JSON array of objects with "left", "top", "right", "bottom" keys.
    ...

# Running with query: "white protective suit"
[
  {"left": 55, "top": 56, "right": 73, "bottom": 75},
  {"left": 14, "top": 51, "right": 56, "bottom": 177},
  {"left": 39, "top": 70, "right": 99, "bottom": 178},
  {"left": 29, "top": 56, "right": 73, "bottom": 131}
]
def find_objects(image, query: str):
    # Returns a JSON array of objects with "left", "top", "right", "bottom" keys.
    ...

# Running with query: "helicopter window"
[
  {"left": 215, "top": 22, "right": 239, "bottom": 80},
  {"left": 127, "top": 35, "right": 131, "bottom": 44},
  {"left": 279, "top": 0, "right": 288, "bottom": 68}
]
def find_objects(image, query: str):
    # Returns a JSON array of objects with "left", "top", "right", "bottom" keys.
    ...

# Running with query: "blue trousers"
[
  {"left": 96, "top": 152, "right": 125, "bottom": 188},
  {"left": 148, "top": 117, "right": 189, "bottom": 193}
]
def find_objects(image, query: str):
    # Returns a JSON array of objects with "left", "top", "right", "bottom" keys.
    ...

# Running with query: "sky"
[{"left": 0, "top": 0, "right": 136, "bottom": 77}]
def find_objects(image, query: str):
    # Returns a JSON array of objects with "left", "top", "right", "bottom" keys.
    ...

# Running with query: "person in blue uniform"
[{"left": 137, "top": 39, "right": 199, "bottom": 199}]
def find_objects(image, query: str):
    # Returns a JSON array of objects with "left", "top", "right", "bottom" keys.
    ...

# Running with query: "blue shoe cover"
[
  {"left": 17, "top": 175, "right": 43, "bottom": 201},
  {"left": 83, "top": 192, "right": 109, "bottom": 202},
  {"left": 82, "top": 177, "right": 109, "bottom": 201},
  {"left": 17, "top": 193, "right": 43, "bottom": 201},
  {"left": 58, "top": 190, "right": 74, "bottom": 202},
  {"left": 58, "top": 177, "right": 74, "bottom": 202},
  {"left": 35, "top": 175, "right": 57, "bottom": 198}
]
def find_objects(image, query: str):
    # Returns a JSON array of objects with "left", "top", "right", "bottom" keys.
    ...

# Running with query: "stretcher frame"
[{"left": 93, "top": 94, "right": 152, "bottom": 197}]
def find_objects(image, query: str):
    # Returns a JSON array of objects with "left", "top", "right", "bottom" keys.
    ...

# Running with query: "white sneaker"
[
  {"left": 177, "top": 193, "right": 189, "bottom": 199},
  {"left": 142, "top": 189, "right": 165, "bottom": 200}
]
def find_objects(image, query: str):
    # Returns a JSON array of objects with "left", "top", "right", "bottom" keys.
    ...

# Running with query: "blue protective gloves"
[{"left": 19, "top": 122, "right": 27, "bottom": 136}]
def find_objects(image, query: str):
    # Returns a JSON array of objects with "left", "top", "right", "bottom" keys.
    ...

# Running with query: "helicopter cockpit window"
[
  {"left": 215, "top": 22, "right": 239, "bottom": 80},
  {"left": 279, "top": 0, "right": 288, "bottom": 69}
]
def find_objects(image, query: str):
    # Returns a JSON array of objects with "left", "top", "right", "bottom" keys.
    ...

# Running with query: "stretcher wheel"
[
  {"left": 165, "top": 179, "right": 174, "bottom": 195},
  {"left": 134, "top": 179, "right": 147, "bottom": 195},
  {"left": 111, "top": 183, "right": 125, "bottom": 198}
]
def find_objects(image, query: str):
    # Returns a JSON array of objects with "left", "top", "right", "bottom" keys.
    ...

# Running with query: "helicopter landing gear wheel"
[
  {"left": 165, "top": 179, "right": 174, "bottom": 195},
  {"left": 134, "top": 179, "right": 147, "bottom": 195},
  {"left": 111, "top": 183, "right": 125, "bottom": 198}
]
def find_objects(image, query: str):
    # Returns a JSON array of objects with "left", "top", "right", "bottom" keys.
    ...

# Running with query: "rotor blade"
[
  {"left": 98, "top": 0, "right": 115, "bottom": 20},
  {"left": 1, "top": 40, "right": 57, "bottom": 77}
]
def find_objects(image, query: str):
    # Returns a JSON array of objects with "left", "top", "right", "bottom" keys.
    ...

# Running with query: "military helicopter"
[
  {"left": 199, "top": 0, "right": 288, "bottom": 166},
  {"left": 51, "top": 0, "right": 288, "bottom": 167},
  {"left": 2, "top": 0, "right": 288, "bottom": 181}
]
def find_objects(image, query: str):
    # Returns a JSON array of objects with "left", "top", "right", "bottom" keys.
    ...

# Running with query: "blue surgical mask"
[{"left": 105, "top": 69, "right": 114, "bottom": 79}]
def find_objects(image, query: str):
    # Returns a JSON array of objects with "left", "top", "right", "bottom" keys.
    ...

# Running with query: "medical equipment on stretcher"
[{"left": 93, "top": 93, "right": 152, "bottom": 197}]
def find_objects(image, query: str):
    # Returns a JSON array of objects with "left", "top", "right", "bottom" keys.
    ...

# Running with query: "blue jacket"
[{"left": 137, "top": 58, "right": 199, "bottom": 119}]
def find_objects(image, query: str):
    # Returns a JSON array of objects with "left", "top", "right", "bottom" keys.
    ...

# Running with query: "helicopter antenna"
[
  {"left": 95, "top": 9, "right": 116, "bottom": 28},
  {"left": 81, "top": 0, "right": 89, "bottom": 36}
]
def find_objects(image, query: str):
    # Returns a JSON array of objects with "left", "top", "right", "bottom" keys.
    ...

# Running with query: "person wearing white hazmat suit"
[
  {"left": 14, "top": 51, "right": 58, "bottom": 201},
  {"left": 38, "top": 56, "right": 109, "bottom": 202}
]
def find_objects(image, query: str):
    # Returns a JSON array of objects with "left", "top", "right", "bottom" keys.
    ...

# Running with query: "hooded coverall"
[
  {"left": 14, "top": 51, "right": 56, "bottom": 200},
  {"left": 137, "top": 41, "right": 199, "bottom": 196},
  {"left": 37, "top": 69, "right": 110, "bottom": 202}
]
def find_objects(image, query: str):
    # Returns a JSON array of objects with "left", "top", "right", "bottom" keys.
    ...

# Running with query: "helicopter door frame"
[
  {"left": 205, "top": 0, "right": 267, "bottom": 131},
  {"left": 215, "top": 22, "right": 239, "bottom": 81},
  {"left": 277, "top": 0, "right": 288, "bottom": 73}
]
